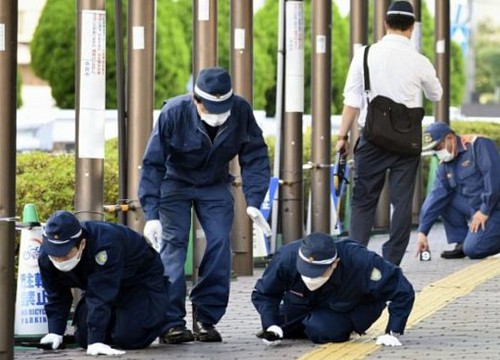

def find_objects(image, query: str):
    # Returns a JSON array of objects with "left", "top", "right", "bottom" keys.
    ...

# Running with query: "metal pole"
[
  {"left": 348, "top": 0, "right": 367, "bottom": 151},
  {"left": 345, "top": 0, "right": 368, "bottom": 233},
  {"left": 114, "top": 0, "right": 127, "bottom": 225},
  {"left": 409, "top": 0, "right": 423, "bottom": 225},
  {"left": 310, "top": 0, "right": 331, "bottom": 233},
  {"left": 75, "top": 0, "right": 105, "bottom": 222},
  {"left": 270, "top": 0, "right": 285, "bottom": 253},
  {"left": 281, "top": 0, "right": 304, "bottom": 244},
  {"left": 436, "top": 0, "right": 450, "bottom": 124},
  {"left": 0, "top": 1, "right": 17, "bottom": 358},
  {"left": 126, "top": 0, "right": 156, "bottom": 232},
  {"left": 192, "top": 0, "right": 217, "bottom": 279},
  {"left": 373, "top": 0, "right": 390, "bottom": 230},
  {"left": 230, "top": 0, "right": 253, "bottom": 275},
  {"left": 374, "top": 0, "right": 390, "bottom": 42}
]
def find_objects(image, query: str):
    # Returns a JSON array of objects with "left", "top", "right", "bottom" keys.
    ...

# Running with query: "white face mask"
[
  {"left": 301, "top": 275, "right": 330, "bottom": 291},
  {"left": 49, "top": 245, "right": 83, "bottom": 272},
  {"left": 200, "top": 110, "right": 231, "bottom": 127},
  {"left": 435, "top": 148, "right": 454, "bottom": 162},
  {"left": 300, "top": 262, "right": 336, "bottom": 291}
]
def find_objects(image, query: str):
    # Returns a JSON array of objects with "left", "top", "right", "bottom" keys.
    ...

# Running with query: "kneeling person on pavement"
[
  {"left": 38, "top": 211, "right": 169, "bottom": 356},
  {"left": 252, "top": 233, "right": 415, "bottom": 346},
  {"left": 416, "top": 122, "right": 500, "bottom": 259}
]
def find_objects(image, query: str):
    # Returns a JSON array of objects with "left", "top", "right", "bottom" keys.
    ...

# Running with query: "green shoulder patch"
[
  {"left": 95, "top": 250, "right": 108, "bottom": 266},
  {"left": 370, "top": 267, "right": 382, "bottom": 281}
]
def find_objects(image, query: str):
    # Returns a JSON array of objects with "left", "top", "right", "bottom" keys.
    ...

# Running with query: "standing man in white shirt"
[{"left": 335, "top": 1, "right": 442, "bottom": 265}]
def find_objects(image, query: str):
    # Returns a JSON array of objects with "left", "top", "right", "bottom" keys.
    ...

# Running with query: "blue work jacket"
[
  {"left": 138, "top": 94, "right": 270, "bottom": 221},
  {"left": 252, "top": 239, "right": 415, "bottom": 334},
  {"left": 419, "top": 136, "right": 500, "bottom": 235},
  {"left": 38, "top": 222, "right": 164, "bottom": 344}
]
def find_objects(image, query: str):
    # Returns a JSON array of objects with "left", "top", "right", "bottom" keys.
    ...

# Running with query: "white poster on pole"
[
  {"left": 285, "top": 1, "right": 304, "bottom": 113},
  {"left": 78, "top": 10, "right": 106, "bottom": 159},
  {"left": 0, "top": 24, "right": 5, "bottom": 51}
]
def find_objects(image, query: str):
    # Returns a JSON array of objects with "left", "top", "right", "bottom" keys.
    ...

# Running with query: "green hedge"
[{"left": 15, "top": 121, "right": 500, "bottom": 226}]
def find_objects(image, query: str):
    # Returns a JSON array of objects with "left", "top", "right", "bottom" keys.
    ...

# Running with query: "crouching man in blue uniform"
[
  {"left": 38, "top": 211, "right": 169, "bottom": 356},
  {"left": 252, "top": 233, "right": 415, "bottom": 346},
  {"left": 416, "top": 122, "right": 500, "bottom": 259},
  {"left": 138, "top": 66, "right": 271, "bottom": 344}
]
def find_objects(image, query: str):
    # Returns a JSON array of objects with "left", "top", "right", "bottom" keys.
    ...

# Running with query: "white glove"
[
  {"left": 376, "top": 332, "right": 402, "bottom": 346},
  {"left": 87, "top": 342, "right": 126, "bottom": 356},
  {"left": 143, "top": 219, "right": 162, "bottom": 252},
  {"left": 261, "top": 325, "right": 283, "bottom": 346},
  {"left": 40, "top": 333, "right": 63, "bottom": 350},
  {"left": 246, "top": 206, "right": 272, "bottom": 237}
]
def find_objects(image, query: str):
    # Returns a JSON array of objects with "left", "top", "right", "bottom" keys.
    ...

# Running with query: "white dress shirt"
[{"left": 343, "top": 34, "right": 443, "bottom": 127}]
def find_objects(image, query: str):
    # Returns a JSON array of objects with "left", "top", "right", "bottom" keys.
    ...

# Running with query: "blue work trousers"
[
  {"left": 441, "top": 193, "right": 500, "bottom": 259},
  {"left": 73, "top": 262, "right": 168, "bottom": 349},
  {"left": 159, "top": 182, "right": 234, "bottom": 330},
  {"left": 349, "top": 137, "right": 420, "bottom": 265},
  {"left": 279, "top": 301, "right": 386, "bottom": 344}
]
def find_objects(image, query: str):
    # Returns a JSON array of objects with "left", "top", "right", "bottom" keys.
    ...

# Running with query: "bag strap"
[{"left": 363, "top": 45, "right": 371, "bottom": 102}]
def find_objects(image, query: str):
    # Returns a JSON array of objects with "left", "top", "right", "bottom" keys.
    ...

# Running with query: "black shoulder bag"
[{"left": 362, "top": 45, "right": 425, "bottom": 156}]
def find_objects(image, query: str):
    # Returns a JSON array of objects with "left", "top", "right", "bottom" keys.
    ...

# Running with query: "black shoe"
[
  {"left": 441, "top": 243, "right": 466, "bottom": 259},
  {"left": 193, "top": 321, "right": 222, "bottom": 342},
  {"left": 160, "top": 326, "right": 195, "bottom": 344}
]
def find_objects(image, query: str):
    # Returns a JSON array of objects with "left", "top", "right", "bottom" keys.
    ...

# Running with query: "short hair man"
[
  {"left": 335, "top": 1, "right": 442, "bottom": 265},
  {"left": 38, "top": 211, "right": 169, "bottom": 356},
  {"left": 252, "top": 233, "right": 415, "bottom": 346},
  {"left": 416, "top": 122, "right": 500, "bottom": 259}
]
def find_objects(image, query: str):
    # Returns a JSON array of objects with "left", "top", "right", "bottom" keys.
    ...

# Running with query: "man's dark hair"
[{"left": 386, "top": 15, "right": 415, "bottom": 31}]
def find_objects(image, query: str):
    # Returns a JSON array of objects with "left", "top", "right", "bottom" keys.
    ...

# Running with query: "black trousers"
[{"left": 348, "top": 137, "right": 420, "bottom": 265}]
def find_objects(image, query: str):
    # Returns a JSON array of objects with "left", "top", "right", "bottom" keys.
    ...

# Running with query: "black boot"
[
  {"left": 441, "top": 243, "right": 466, "bottom": 259},
  {"left": 192, "top": 304, "right": 222, "bottom": 342},
  {"left": 160, "top": 325, "right": 195, "bottom": 344}
]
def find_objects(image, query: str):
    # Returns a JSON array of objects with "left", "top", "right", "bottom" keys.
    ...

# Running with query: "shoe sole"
[
  {"left": 194, "top": 334, "right": 222, "bottom": 342},
  {"left": 161, "top": 333, "right": 195, "bottom": 344}
]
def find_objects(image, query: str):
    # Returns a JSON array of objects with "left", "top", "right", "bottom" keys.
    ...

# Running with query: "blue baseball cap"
[
  {"left": 42, "top": 211, "right": 83, "bottom": 257},
  {"left": 296, "top": 233, "right": 338, "bottom": 278},
  {"left": 423, "top": 122, "right": 453, "bottom": 151},
  {"left": 387, "top": 1, "right": 415, "bottom": 19},
  {"left": 194, "top": 67, "right": 234, "bottom": 114}
]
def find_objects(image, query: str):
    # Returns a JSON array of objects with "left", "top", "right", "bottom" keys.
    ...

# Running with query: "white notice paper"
[
  {"left": 78, "top": 10, "right": 106, "bottom": 159},
  {"left": 132, "top": 26, "right": 145, "bottom": 50},
  {"left": 234, "top": 28, "right": 245, "bottom": 50},
  {"left": 0, "top": 24, "right": 5, "bottom": 51},
  {"left": 198, "top": 0, "right": 210, "bottom": 21}
]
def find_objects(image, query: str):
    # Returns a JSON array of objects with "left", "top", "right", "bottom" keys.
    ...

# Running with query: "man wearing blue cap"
[
  {"left": 335, "top": 1, "right": 442, "bottom": 266},
  {"left": 139, "top": 66, "right": 271, "bottom": 343},
  {"left": 416, "top": 122, "right": 500, "bottom": 259},
  {"left": 252, "top": 233, "right": 414, "bottom": 346},
  {"left": 38, "top": 211, "right": 169, "bottom": 355}
]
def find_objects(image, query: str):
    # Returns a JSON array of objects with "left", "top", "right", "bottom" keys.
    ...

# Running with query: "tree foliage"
[
  {"left": 30, "top": 0, "right": 465, "bottom": 113},
  {"left": 474, "top": 21, "right": 500, "bottom": 102}
]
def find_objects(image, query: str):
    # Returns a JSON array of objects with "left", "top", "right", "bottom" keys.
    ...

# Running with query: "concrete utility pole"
[
  {"left": 192, "top": 0, "right": 217, "bottom": 279},
  {"left": 435, "top": 0, "right": 450, "bottom": 124},
  {"left": 310, "top": 0, "right": 331, "bottom": 233},
  {"left": 75, "top": 0, "right": 106, "bottom": 221},
  {"left": 373, "top": 0, "right": 391, "bottom": 230},
  {"left": 281, "top": 0, "right": 304, "bottom": 244},
  {"left": 126, "top": 0, "right": 156, "bottom": 232},
  {"left": 230, "top": 0, "right": 254, "bottom": 275},
  {"left": 0, "top": 1, "right": 17, "bottom": 358}
]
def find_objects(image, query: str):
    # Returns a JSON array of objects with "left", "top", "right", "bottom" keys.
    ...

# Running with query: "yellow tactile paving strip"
[{"left": 298, "top": 257, "right": 500, "bottom": 360}]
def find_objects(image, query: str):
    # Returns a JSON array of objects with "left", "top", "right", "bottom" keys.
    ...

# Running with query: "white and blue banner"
[{"left": 253, "top": 177, "right": 279, "bottom": 257}]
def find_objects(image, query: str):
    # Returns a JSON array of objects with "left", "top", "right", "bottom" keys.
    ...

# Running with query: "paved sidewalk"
[{"left": 14, "top": 223, "right": 500, "bottom": 360}]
